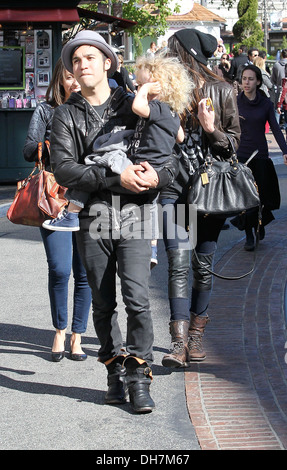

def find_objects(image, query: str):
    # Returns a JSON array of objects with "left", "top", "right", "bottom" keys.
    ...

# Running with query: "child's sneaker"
[
  {"left": 42, "top": 209, "right": 80, "bottom": 232},
  {"left": 150, "top": 244, "right": 158, "bottom": 269}
]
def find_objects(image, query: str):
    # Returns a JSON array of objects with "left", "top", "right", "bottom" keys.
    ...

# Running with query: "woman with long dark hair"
[
  {"left": 23, "top": 59, "right": 92, "bottom": 362},
  {"left": 160, "top": 29, "right": 241, "bottom": 367},
  {"left": 235, "top": 64, "right": 287, "bottom": 250}
]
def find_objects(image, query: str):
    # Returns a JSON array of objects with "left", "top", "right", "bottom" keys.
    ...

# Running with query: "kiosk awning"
[
  {"left": 0, "top": 8, "right": 80, "bottom": 23},
  {"left": 77, "top": 7, "right": 136, "bottom": 29}
]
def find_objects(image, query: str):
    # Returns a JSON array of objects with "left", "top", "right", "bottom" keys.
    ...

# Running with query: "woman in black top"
[
  {"left": 23, "top": 59, "right": 91, "bottom": 362},
  {"left": 235, "top": 65, "right": 287, "bottom": 250}
]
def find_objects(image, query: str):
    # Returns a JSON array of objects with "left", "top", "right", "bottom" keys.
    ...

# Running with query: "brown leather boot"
[
  {"left": 188, "top": 313, "right": 209, "bottom": 362},
  {"left": 162, "top": 320, "right": 189, "bottom": 368}
]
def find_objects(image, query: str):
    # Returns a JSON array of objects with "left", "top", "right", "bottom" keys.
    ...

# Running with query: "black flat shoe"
[
  {"left": 69, "top": 352, "right": 87, "bottom": 361},
  {"left": 51, "top": 351, "right": 65, "bottom": 362}
]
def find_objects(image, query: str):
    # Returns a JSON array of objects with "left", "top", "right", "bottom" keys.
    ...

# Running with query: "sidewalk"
[
  {"left": 1, "top": 131, "right": 287, "bottom": 451},
  {"left": 183, "top": 131, "right": 287, "bottom": 450},
  {"left": 184, "top": 132, "right": 287, "bottom": 450},
  {"left": 185, "top": 215, "right": 287, "bottom": 450}
]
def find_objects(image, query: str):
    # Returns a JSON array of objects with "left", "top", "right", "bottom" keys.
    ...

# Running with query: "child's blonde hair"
[{"left": 135, "top": 54, "right": 194, "bottom": 115}]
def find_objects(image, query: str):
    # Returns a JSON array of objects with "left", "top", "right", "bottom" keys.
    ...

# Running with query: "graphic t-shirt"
[{"left": 129, "top": 100, "right": 180, "bottom": 170}]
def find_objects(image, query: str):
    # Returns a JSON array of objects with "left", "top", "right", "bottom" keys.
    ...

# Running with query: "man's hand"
[
  {"left": 120, "top": 164, "right": 152, "bottom": 193},
  {"left": 135, "top": 161, "right": 159, "bottom": 188},
  {"left": 120, "top": 162, "right": 159, "bottom": 193}
]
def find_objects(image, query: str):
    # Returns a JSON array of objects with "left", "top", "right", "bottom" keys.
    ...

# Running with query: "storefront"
[{"left": 0, "top": 2, "right": 136, "bottom": 182}]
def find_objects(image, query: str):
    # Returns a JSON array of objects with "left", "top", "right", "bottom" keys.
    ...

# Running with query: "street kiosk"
[{"left": 0, "top": 1, "right": 135, "bottom": 182}]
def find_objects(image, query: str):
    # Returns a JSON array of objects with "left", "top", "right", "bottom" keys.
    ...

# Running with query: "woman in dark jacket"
[
  {"left": 23, "top": 59, "right": 92, "bottom": 362},
  {"left": 235, "top": 64, "right": 287, "bottom": 250},
  {"left": 160, "top": 29, "right": 241, "bottom": 368}
]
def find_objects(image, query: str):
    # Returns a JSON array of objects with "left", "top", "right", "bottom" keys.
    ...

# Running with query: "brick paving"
[{"left": 185, "top": 216, "right": 287, "bottom": 450}]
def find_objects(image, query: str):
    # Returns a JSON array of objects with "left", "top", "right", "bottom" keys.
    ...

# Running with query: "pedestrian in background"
[
  {"left": 146, "top": 41, "right": 157, "bottom": 57},
  {"left": 253, "top": 55, "right": 274, "bottom": 99},
  {"left": 117, "top": 54, "right": 136, "bottom": 93},
  {"left": 271, "top": 49, "right": 287, "bottom": 123},
  {"left": 212, "top": 53, "right": 233, "bottom": 85},
  {"left": 229, "top": 44, "right": 248, "bottom": 82},
  {"left": 112, "top": 54, "right": 135, "bottom": 93},
  {"left": 234, "top": 65, "right": 287, "bottom": 250},
  {"left": 23, "top": 58, "right": 92, "bottom": 362},
  {"left": 276, "top": 63, "right": 287, "bottom": 137}
]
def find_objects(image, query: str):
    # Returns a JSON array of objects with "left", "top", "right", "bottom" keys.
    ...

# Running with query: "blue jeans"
[{"left": 40, "top": 227, "right": 92, "bottom": 333}]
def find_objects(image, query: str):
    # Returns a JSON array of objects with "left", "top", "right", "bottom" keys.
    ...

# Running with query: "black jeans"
[{"left": 76, "top": 226, "right": 154, "bottom": 365}]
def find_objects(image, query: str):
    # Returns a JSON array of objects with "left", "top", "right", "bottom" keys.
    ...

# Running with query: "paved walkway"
[
  {"left": 185, "top": 216, "right": 287, "bottom": 450},
  {"left": 1, "top": 130, "right": 287, "bottom": 450}
]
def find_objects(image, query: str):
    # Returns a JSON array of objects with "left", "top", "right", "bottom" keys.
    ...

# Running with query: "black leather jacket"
[
  {"left": 50, "top": 87, "right": 178, "bottom": 210},
  {"left": 161, "top": 79, "right": 241, "bottom": 200}
]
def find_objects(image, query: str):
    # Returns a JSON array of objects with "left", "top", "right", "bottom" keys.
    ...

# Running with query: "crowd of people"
[{"left": 23, "top": 28, "right": 287, "bottom": 414}]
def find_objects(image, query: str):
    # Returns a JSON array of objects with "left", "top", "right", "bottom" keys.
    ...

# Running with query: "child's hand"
[{"left": 147, "top": 81, "right": 161, "bottom": 98}]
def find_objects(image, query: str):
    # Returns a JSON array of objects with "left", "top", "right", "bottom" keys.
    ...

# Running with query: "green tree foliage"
[
  {"left": 122, "top": 0, "right": 177, "bottom": 38},
  {"left": 210, "top": 0, "right": 237, "bottom": 9},
  {"left": 81, "top": 1, "right": 178, "bottom": 38},
  {"left": 232, "top": 0, "right": 264, "bottom": 47},
  {"left": 282, "top": 36, "right": 287, "bottom": 50},
  {"left": 81, "top": 1, "right": 180, "bottom": 59}
]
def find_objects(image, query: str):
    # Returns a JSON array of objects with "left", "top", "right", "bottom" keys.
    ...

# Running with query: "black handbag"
[
  {"left": 187, "top": 135, "right": 260, "bottom": 218},
  {"left": 187, "top": 135, "right": 261, "bottom": 280}
]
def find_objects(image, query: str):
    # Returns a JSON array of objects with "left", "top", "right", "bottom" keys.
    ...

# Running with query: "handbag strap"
[
  {"left": 37, "top": 142, "right": 44, "bottom": 171},
  {"left": 37, "top": 141, "right": 50, "bottom": 170},
  {"left": 193, "top": 207, "right": 262, "bottom": 281},
  {"left": 193, "top": 236, "right": 257, "bottom": 281},
  {"left": 204, "top": 133, "right": 238, "bottom": 164}
]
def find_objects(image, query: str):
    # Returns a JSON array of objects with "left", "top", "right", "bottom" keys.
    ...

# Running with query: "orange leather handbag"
[{"left": 7, "top": 141, "right": 67, "bottom": 227}]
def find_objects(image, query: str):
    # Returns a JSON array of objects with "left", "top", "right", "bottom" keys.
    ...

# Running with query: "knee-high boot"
[
  {"left": 161, "top": 249, "right": 190, "bottom": 367},
  {"left": 167, "top": 248, "right": 191, "bottom": 303}
]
